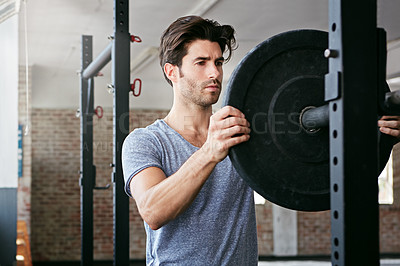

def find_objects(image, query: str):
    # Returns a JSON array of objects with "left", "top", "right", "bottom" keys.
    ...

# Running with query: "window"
[
  {"left": 254, "top": 191, "right": 266, "bottom": 205},
  {"left": 378, "top": 152, "right": 394, "bottom": 204}
]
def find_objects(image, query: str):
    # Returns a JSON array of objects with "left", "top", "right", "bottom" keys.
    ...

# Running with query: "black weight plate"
[
  {"left": 223, "top": 29, "right": 330, "bottom": 211},
  {"left": 223, "top": 29, "right": 395, "bottom": 211}
]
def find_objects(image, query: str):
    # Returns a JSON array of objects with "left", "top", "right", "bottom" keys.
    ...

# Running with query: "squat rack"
[
  {"left": 327, "top": 0, "right": 379, "bottom": 265},
  {"left": 79, "top": 0, "right": 386, "bottom": 265},
  {"left": 79, "top": 0, "right": 130, "bottom": 265}
]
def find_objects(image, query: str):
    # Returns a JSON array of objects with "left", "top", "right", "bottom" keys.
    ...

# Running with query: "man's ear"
[{"left": 164, "top": 63, "right": 178, "bottom": 84}]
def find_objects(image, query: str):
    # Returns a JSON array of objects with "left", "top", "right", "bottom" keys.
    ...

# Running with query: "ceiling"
[{"left": 15, "top": 0, "right": 400, "bottom": 110}]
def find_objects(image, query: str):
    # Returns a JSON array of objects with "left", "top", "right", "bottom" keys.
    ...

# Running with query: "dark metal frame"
[
  {"left": 79, "top": 0, "right": 130, "bottom": 265},
  {"left": 327, "top": 0, "right": 380, "bottom": 265},
  {"left": 112, "top": 0, "right": 131, "bottom": 265},
  {"left": 80, "top": 34, "right": 94, "bottom": 266}
]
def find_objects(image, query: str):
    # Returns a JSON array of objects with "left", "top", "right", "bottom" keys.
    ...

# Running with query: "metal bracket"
[
  {"left": 92, "top": 165, "right": 111, "bottom": 190},
  {"left": 111, "top": 172, "right": 116, "bottom": 183},
  {"left": 325, "top": 71, "right": 341, "bottom": 101}
]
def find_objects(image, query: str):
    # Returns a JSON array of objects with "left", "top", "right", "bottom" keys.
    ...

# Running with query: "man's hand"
[
  {"left": 202, "top": 106, "right": 251, "bottom": 162},
  {"left": 378, "top": 116, "right": 400, "bottom": 139}
]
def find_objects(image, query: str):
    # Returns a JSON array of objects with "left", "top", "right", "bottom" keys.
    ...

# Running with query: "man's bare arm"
[{"left": 130, "top": 106, "right": 250, "bottom": 230}]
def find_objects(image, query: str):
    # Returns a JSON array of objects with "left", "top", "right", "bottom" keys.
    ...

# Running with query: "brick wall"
[
  {"left": 380, "top": 145, "right": 400, "bottom": 253},
  {"left": 30, "top": 108, "right": 81, "bottom": 260},
  {"left": 256, "top": 203, "right": 273, "bottom": 255},
  {"left": 380, "top": 206, "right": 400, "bottom": 252},
  {"left": 392, "top": 145, "right": 400, "bottom": 208},
  {"left": 297, "top": 211, "right": 331, "bottom": 255},
  {"left": 23, "top": 104, "right": 400, "bottom": 261},
  {"left": 30, "top": 108, "right": 168, "bottom": 260}
]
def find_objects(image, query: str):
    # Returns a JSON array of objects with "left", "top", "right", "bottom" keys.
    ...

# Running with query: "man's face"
[{"left": 176, "top": 39, "right": 224, "bottom": 108}]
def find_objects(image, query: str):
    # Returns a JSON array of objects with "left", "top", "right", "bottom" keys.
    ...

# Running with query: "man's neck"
[
  {"left": 164, "top": 103, "right": 213, "bottom": 147},
  {"left": 165, "top": 103, "right": 212, "bottom": 132}
]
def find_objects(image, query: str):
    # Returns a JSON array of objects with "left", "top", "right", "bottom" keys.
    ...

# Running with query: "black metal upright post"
[
  {"left": 327, "top": 0, "right": 379, "bottom": 265},
  {"left": 80, "top": 35, "right": 94, "bottom": 266},
  {"left": 112, "top": 0, "right": 130, "bottom": 265}
]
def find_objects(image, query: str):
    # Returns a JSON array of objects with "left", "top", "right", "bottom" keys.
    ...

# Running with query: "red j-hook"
[
  {"left": 130, "top": 35, "right": 142, "bottom": 43},
  {"left": 94, "top": 106, "right": 103, "bottom": 119},
  {"left": 130, "top": 78, "right": 142, "bottom": 97}
]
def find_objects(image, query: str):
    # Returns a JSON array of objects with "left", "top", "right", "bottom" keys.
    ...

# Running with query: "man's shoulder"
[{"left": 124, "top": 119, "right": 170, "bottom": 146}]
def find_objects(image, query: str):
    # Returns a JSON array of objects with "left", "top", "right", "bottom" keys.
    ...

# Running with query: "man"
[
  {"left": 122, "top": 15, "right": 400, "bottom": 265},
  {"left": 122, "top": 16, "right": 257, "bottom": 265}
]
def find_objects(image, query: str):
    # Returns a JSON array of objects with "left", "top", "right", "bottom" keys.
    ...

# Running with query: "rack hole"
[
  {"left": 334, "top": 210, "right": 339, "bottom": 219},
  {"left": 333, "top": 157, "right": 338, "bottom": 165},
  {"left": 333, "top": 103, "right": 337, "bottom": 112},
  {"left": 334, "top": 238, "right": 339, "bottom": 246},
  {"left": 333, "top": 130, "right": 338, "bottom": 138},
  {"left": 334, "top": 251, "right": 339, "bottom": 260},
  {"left": 332, "top": 23, "right": 337, "bottom": 32},
  {"left": 333, "top": 183, "right": 338, "bottom": 192}
]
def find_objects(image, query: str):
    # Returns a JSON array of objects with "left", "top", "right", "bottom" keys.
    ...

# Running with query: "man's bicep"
[{"left": 129, "top": 166, "right": 167, "bottom": 201}]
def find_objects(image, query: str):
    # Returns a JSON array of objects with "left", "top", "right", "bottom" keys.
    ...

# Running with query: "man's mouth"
[
  {"left": 204, "top": 81, "right": 221, "bottom": 92},
  {"left": 206, "top": 84, "right": 220, "bottom": 91}
]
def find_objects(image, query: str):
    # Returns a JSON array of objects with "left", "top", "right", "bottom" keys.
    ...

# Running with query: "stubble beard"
[{"left": 179, "top": 69, "right": 222, "bottom": 108}]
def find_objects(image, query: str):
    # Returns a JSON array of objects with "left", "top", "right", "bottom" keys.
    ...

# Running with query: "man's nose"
[{"left": 208, "top": 64, "right": 221, "bottom": 79}]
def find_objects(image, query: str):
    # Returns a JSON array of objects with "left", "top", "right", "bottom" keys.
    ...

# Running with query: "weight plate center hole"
[{"left": 299, "top": 106, "right": 321, "bottom": 134}]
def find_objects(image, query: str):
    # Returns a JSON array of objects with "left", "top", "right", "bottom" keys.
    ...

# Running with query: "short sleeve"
[{"left": 122, "top": 128, "right": 163, "bottom": 197}]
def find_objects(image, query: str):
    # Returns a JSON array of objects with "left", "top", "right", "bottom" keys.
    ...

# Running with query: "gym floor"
[
  {"left": 258, "top": 259, "right": 400, "bottom": 266},
  {"left": 32, "top": 259, "right": 400, "bottom": 265}
]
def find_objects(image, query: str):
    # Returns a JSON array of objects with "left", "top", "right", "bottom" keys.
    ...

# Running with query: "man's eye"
[
  {"left": 196, "top": 61, "right": 205, "bottom": 65},
  {"left": 216, "top": 61, "right": 224, "bottom": 66}
]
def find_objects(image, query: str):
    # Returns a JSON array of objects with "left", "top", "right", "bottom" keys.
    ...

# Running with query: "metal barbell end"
[{"left": 107, "top": 84, "right": 115, "bottom": 94}]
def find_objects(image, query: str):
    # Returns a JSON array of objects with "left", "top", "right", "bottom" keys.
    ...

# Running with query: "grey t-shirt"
[{"left": 122, "top": 119, "right": 258, "bottom": 265}]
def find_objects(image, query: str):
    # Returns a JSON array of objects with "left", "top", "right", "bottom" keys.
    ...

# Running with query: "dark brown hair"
[{"left": 159, "top": 16, "right": 237, "bottom": 86}]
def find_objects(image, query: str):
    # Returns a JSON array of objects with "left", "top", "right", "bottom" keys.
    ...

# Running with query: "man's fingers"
[
  {"left": 380, "top": 126, "right": 400, "bottom": 138},
  {"left": 380, "top": 115, "right": 400, "bottom": 120},
  {"left": 210, "top": 106, "right": 251, "bottom": 139},
  {"left": 218, "top": 116, "right": 250, "bottom": 129},
  {"left": 378, "top": 116, "right": 400, "bottom": 139},
  {"left": 220, "top": 125, "right": 251, "bottom": 139},
  {"left": 378, "top": 119, "right": 400, "bottom": 129},
  {"left": 213, "top": 106, "right": 245, "bottom": 120},
  {"left": 225, "top": 134, "right": 251, "bottom": 147}
]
